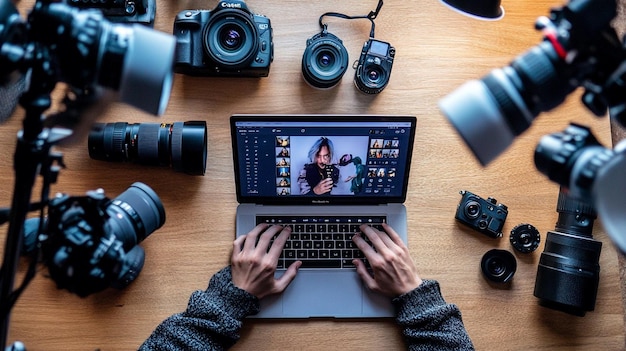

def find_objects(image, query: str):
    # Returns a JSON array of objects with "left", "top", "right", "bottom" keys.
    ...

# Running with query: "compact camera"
[
  {"left": 353, "top": 38, "right": 395, "bottom": 94},
  {"left": 455, "top": 190, "right": 508, "bottom": 238},
  {"left": 173, "top": 0, "right": 273, "bottom": 77}
]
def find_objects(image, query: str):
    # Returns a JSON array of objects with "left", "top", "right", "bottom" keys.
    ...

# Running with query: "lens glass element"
[
  {"left": 204, "top": 11, "right": 257, "bottom": 67},
  {"left": 302, "top": 32, "right": 349, "bottom": 89}
]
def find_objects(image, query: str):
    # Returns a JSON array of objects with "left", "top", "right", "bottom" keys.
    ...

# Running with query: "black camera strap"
[{"left": 318, "top": 0, "right": 384, "bottom": 38}]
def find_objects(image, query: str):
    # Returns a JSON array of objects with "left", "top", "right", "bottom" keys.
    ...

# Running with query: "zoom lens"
[
  {"left": 204, "top": 10, "right": 257, "bottom": 67},
  {"left": 302, "top": 32, "right": 349, "bottom": 89},
  {"left": 533, "top": 190, "right": 602, "bottom": 316},
  {"left": 88, "top": 121, "right": 207, "bottom": 175},
  {"left": 481, "top": 249, "right": 516, "bottom": 283},
  {"left": 438, "top": 41, "right": 575, "bottom": 166},
  {"left": 107, "top": 182, "right": 166, "bottom": 246}
]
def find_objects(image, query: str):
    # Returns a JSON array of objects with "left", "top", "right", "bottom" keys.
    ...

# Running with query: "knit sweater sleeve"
[
  {"left": 393, "top": 280, "right": 475, "bottom": 351},
  {"left": 139, "top": 266, "right": 259, "bottom": 351}
]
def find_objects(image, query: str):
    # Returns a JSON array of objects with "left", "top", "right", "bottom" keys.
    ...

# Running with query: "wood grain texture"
[{"left": 0, "top": 0, "right": 623, "bottom": 350}]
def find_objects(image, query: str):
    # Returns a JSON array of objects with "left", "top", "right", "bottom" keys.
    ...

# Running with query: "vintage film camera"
[
  {"left": 353, "top": 38, "right": 395, "bottom": 94},
  {"left": 173, "top": 0, "right": 273, "bottom": 77},
  {"left": 455, "top": 190, "right": 508, "bottom": 238}
]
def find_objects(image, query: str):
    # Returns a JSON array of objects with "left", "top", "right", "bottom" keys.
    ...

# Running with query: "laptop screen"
[{"left": 231, "top": 115, "right": 416, "bottom": 205}]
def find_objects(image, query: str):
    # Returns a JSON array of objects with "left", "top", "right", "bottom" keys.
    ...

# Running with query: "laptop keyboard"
[{"left": 256, "top": 216, "right": 386, "bottom": 269}]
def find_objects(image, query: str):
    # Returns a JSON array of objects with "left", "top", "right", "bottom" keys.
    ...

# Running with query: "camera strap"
[{"left": 318, "top": 0, "right": 384, "bottom": 38}]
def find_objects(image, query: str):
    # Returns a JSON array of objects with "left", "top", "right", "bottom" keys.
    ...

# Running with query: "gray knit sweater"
[{"left": 139, "top": 267, "right": 474, "bottom": 350}]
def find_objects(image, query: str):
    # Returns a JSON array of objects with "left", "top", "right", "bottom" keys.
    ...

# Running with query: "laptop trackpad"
[{"left": 256, "top": 270, "right": 393, "bottom": 318}]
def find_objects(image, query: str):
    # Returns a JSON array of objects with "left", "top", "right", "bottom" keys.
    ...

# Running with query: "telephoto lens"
[
  {"left": 533, "top": 189, "right": 602, "bottom": 316},
  {"left": 88, "top": 121, "right": 207, "bottom": 175},
  {"left": 301, "top": 32, "right": 349, "bottom": 89}
]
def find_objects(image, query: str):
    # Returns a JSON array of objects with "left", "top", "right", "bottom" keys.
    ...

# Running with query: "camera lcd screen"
[
  {"left": 231, "top": 115, "right": 416, "bottom": 205},
  {"left": 368, "top": 40, "right": 389, "bottom": 56}
]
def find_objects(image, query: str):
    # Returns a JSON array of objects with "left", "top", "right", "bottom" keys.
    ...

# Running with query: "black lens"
[
  {"left": 301, "top": 32, "right": 349, "bottom": 89},
  {"left": 481, "top": 249, "right": 516, "bottom": 283},
  {"left": 204, "top": 11, "right": 257, "bottom": 67},
  {"left": 221, "top": 26, "right": 242, "bottom": 49},
  {"left": 355, "top": 64, "right": 389, "bottom": 94},
  {"left": 464, "top": 200, "right": 481, "bottom": 219},
  {"left": 106, "top": 182, "right": 165, "bottom": 247},
  {"left": 439, "top": 41, "right": 577, "bottom": 166},
  {"left": 534, "top": 231, "right": 601, "bottom": 316},
  {"left": 533, "top": 190, "right": 601, "bottom": 316},
  {"left": 88, "top": 121, "right": 207, "bottom": 175},
  {"left": 368, "top": 69, "right": 380, "bottom": 81}
]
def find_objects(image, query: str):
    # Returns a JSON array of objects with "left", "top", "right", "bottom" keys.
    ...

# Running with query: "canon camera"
[{"left": 173, "top": 0, "right": 273, "bottom": 77}]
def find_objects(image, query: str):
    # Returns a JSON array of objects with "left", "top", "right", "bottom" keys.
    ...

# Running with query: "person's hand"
[
  {"left": 313, "top": 178, "right": 333, "bottom": 194},
  {"left": 352, "top": 223, "right": 423, "bottom": 297},
  {"left": 231, "top": 224, "right": 301, "bottom": 299}
]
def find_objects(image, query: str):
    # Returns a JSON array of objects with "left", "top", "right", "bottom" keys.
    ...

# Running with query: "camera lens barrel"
[
  {"left": 534, "top": 230, "right": 602, "bottom": 316},
  {"left": 301, "top": 32, "right": 349, "bottom": 89},
  {"left": 438, "top": 41, "right": 576, "bottom": 166},
  {"left": 88, "top": 121, "right": 207, "bottom": 175},
  {"left": 108, "top": 182, "right": 166, "bottom": 245}
]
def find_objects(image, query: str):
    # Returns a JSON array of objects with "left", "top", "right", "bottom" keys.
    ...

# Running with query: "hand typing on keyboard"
[
  {"left": 231, "top": 224, "right": 301, "bottom": 299},
  {"left": 352, "top": 223, "right": 423, "bottom": 297}
]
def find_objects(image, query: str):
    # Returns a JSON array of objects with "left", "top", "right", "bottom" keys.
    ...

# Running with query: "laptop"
[{"left": 230, "top": 114, "right": 417, "bottom": 318}]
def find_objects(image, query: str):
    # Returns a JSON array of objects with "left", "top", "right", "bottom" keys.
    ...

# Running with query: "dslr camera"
[
  {"left": 353, "top": 38, "right": 395, "bottom": 94},
  {"left": 455, "top": 190, "right": 508, "bottom": 238},
  {"left": 173, "top": 0, "right": 273, "bottom": 77},
  {"left": 21, "top": 183, "right": 165, "bottom": 297}
]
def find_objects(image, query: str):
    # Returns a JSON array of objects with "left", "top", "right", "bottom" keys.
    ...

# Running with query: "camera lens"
[
  {"left": 534, "top": 123, "right": 609, "bottom": 193},
  {"left": 464, "top": 200, "right": 481, "bottom": 219},
  {"left": 510, "top": 223, "right": 540, "bottom": 253},
  {"left": 47, "top": 4, "right": 175, "bottom": 116},
  {"left": 107, "top": 182, "right": 166, "bottom": 246},
  {"left": 534, "top": 231, "right": 601, "bottom": 316},
  {"left": 302, "top": 32, "right": 349, "bottom": 89},
  {"left": 221, "top": 26, "right": 242, "bottom": 49},
  {"left": 204, "top": 10, "right": 257, "bottom": 67},
  {"left": 481, "top": 249, "right": 516, "bottom": 283},
  {"left": 438, "top": 41, "right": 576, "bottom": 166},
  {"left": 355, "top": 62, "right": 390, "bottom": 94},
  {"left": 88, "top": 121, "right": 207, "bottom": 175},
  {"left": 533, "top": 190, "right": 602, "bottom": 316}
]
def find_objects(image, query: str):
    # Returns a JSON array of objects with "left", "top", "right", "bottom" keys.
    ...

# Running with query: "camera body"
[
  {"left": 353, "top": 38, "right": 395, "bottom": 94},
  {"left": 455, "top": 190, "right": 508, "bottom": 238},
  {"left": 173, "top": 0, "right": 273, "bottom": 77},
  {"left": 21, "top": 183, "right": 165, "bottom": 297}
]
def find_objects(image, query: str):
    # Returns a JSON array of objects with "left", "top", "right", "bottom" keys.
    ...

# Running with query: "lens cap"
[
  {"left": 510, "top": 223, "right": 540, "bottom": 253},
  {"left": 481, "top": 249, "right": 516, "bottom": 283}
]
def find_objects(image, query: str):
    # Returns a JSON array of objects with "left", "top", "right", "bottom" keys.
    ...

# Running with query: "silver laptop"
[{"left": 230, "top": 114, "right": 417, "bottom": 318}]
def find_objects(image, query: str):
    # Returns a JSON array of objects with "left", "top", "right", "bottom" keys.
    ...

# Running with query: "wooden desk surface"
[{"left": 1, "top": 0, "right": 624, "bottom": 349}]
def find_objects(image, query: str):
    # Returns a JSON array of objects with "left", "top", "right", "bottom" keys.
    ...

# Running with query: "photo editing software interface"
[{"left": 234, "top": 119, "right": 414, "bottom": 198}]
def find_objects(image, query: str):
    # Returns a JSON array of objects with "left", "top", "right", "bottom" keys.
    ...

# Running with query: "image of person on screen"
[
  {"left": 304, "top": 137, "right": 339, "bottom": 195},
  {"left": 339, "top": 154, "right": 365, "bottom": 194}
]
